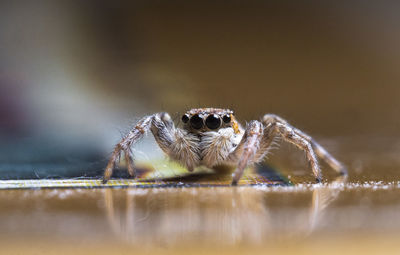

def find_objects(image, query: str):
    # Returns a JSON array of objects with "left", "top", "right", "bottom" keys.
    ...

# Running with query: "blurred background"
[
  {"left": 2, "top": 2, "right": 400, "bottom": 254},
  {"left": 1, "top": 0, "right": 400, "bottom": 181}
]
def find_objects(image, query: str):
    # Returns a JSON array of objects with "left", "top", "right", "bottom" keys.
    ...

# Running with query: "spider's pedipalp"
[
  {"left": 152, "top": 113, "right": 200, "bottom": 170},
  {"left": 168, "top": 129, "right": 200, "bottom": 171},
  {"left": 201, "top": 128, "right": 239, "bottom": 167}
]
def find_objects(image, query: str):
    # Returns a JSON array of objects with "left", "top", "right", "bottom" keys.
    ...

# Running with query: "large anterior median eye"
[
  {"left": 190, "top": 114, "right": 203, "bottom": 129},
  {"left": 205, "top": 114, "right": 221, "bottom": 129}
]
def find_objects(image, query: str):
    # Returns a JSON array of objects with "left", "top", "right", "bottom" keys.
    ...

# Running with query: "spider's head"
[{"left": 181, "top": 108, "right": 240, "bottom": 134}]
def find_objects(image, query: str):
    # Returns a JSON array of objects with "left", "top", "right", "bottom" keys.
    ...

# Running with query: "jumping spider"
[{"left": 103, "top": 108, "right": 347, "bottom": 185}]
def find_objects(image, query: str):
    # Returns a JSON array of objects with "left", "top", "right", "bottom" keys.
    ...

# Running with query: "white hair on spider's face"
[{"left": 103, "top": 108, "right": 348, "bottom": 185}]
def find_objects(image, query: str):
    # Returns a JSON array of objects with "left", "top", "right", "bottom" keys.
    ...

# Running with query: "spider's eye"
[
  {"left": 182, "top": 114, "right": 189, "bottom": 123},
  {"left": 222, "top": 115, "right": 231, "bottom": 123},
  {"left": 190, "top": 114, "right": 203, "bottom": 129},
  {"left": 205, "top": 114, "right": 221, "bottom": 129}
]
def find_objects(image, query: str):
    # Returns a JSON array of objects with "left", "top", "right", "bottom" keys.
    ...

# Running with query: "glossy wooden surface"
[{"left": 1, "top": 175, "right": 400, "bottom": 254}]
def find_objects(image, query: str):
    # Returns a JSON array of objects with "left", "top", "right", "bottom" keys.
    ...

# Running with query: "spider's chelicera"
[{"left": 103, "top": 108, "right": 347, "bottom": 185}]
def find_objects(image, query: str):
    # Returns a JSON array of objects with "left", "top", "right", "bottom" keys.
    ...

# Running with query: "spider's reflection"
[{"left": 103, "top": 175, "right": 346, "bottom": 245}]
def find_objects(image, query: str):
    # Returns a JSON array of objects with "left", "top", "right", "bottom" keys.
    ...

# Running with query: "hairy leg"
[
  {"left": 263, "top": 114, "right": 321, "bottom": 182},
  {"left": 103, "top": 113, "right": 177, "bottom": 183},
  {"left": 262, "top": 114, "right": 347, "bottom": 181},
  {"left": 123, "top": 147, "right": 135, "bottom": 177},
  {"left": 229, "top": 120, "right": 264, "bottom": 185},
  {"left": 103, "top": 112, "right": 199, "bottom": 183},
  {"left": 103, "top": 114, "right": 154, "bottom": 183},
  {"left": 252, "top": 122, "right": 279, "bottom": 163},
  {"left": 264, "top": 114, "right": 346, "bottom": 175},
  {"left": 308, "top": 141, "right": 347, "bottom": 175}
]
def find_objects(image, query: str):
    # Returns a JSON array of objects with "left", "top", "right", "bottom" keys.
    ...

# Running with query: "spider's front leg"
[
  {"left": 229, "top": 120, "right": 264, "bottom": 185},
  {"left": 102, "top": 112, "right": 176, "bottom": 183}
]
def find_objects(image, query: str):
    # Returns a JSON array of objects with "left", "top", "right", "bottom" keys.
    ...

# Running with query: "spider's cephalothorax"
[{"left": 103, "top": 108, "right": 347, "bottom": 185}]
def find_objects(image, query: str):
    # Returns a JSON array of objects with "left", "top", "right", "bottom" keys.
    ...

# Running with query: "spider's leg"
[
  {"left": 262, "top": 114, "right": 347, "bottom": 182},
  {"left": 309, "top": 140, "right": 347, "bottom": 176},
  {"left": 123, "top": 147, "right": 135, "bottom": 177},
  {"left": 150, "top": 113, "right": 176, "bottom": 153},
  {"left": 252, "top": 122, "right": 279, "bottom": 163},
  {"left": 230, "top": 120, "right": 264, "bottom": 185},
  {"left": 263, "top": 114, "right": 347, "bottom": 176},
  {"left": 263, "top": 114, "right": 321, "bottom": 182},
  {"left": 103, "top": 114, "right": 154, "bottom": 183}
]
